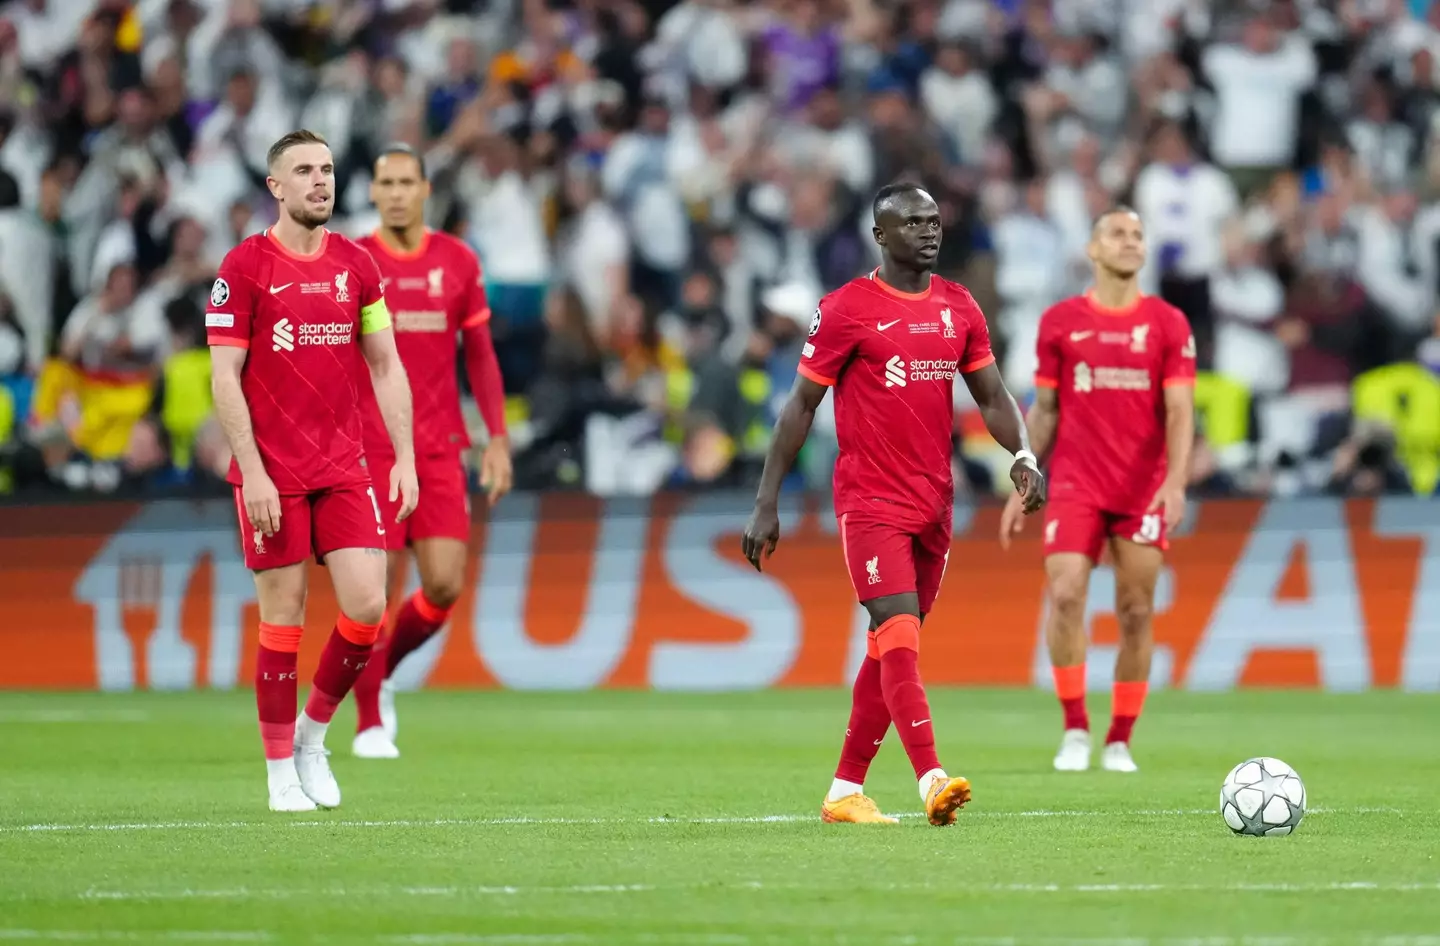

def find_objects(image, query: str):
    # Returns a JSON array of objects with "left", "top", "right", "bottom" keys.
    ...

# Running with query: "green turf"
[{"left": 0, "top": 689, "right": 1436, "bottom": 946}]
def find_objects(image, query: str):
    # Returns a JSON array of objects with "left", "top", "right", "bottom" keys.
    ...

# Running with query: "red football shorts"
[
  {"left": 838, "top": 511, "right": 952, "bottom": 613},
  {"left": 233, "top": 483, "right": 386, "bottom": 570},
  {"left": 371, "top": 453, "right": 473, "bottom": 551},
  {"left": 1042, "top": 497, "right": 1168, "bottom": 563}
]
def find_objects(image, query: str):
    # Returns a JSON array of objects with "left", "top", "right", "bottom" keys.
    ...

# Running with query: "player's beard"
[{"left": 287, "top": 198, "right": 333, "bottom": 229}]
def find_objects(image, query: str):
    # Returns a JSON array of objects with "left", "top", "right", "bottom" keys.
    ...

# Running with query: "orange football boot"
[
  {"left": 820, "top": 793, "right": 899, "bottom": 824},
  {"left": 924, "top": 775, "right": 972, "bottom": 826}
]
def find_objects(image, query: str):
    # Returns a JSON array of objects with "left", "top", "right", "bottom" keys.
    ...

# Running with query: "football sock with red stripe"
[
  {"left": 1106, "top": 680, "right": 1148, "bottom": 745},
  {"left": 352, "top": 632, "right": 388, "bottom": 734},
  {"left": 875, "top": 614, "right": 941, "bottom": 779},
  {"left": 384, "top": 591, "right": 452, "bottom": 677},
  {"left": 1053, "top": 663, "right": 1089, "bottom": 731},
  {"left": 833, "top": 632, "right": 891, "bottom": 786},
  {"left": 304, "top": 614, "right": 383, "bottom": 728},
  {"left": 256, "top": 623, "right": 302, "bottom": 761}
]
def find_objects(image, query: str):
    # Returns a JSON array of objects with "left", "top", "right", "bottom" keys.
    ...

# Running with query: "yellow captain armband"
[{"left": 360, "top": 298, "right": 392, "bottom": 334}]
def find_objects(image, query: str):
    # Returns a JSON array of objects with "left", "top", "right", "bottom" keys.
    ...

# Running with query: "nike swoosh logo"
[
  {"left": 270, "top": 283, "right": 293, "bottom": 294},
  {"left": 1070, "top": 331, "right": 1093, "bottom": 341},
  {"left": 911, "top": 719, "right": 930, "bottom": 727},
  {"left": 872, "top": 738, "right": 884, "bottom": 746},
  {"left": 877, "top": 319, "right": 900, "bottom": 331}
]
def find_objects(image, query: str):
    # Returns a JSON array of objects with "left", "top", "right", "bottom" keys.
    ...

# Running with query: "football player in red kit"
[
  {"left": 743, "top": 182, "right": 1046, "bottom": 825},
  {"left": 349, "top": 145, "right": 513, "bottom": 759},
  {"left": 1000, "top": 206, "right": 1196, "bottom": 773},
  {"left": 206, "top": 130, "right": 418, "bottom": 811}
]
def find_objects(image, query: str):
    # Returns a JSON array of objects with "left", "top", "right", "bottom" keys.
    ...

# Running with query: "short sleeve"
[
  {"left": 1162, "top": 307, "right": 1197, "bottom": 386},
  {"left": 460, "top": 251, "right": 491, "bottom": 329},
  {"left": 206, "top": 249, "right": 256, "bottom": 349},
  {"left": 796, "top": 295, "right": 855, "bottom": 387},
  {"left": 958, "top": 297, "right": 996, "bottom": 374},
  {"left": 1034, "top": 307, "right": 1063, "bottom": 388},
  {"left": 355, "top": 246, "right": 391, "bottom": 335}
]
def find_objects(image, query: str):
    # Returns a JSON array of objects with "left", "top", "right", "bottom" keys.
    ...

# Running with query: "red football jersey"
[
  {"left": 205, "top": 229, "right": 389, "bottom": 495},
  {"left": 1035, "top": 292, "right": 1197, "bottom": 514},
  {"left": 799, "top": 270, "right": 995, "bottom": 523},
  {"left": 355, "top": 230, "right": 490, "bottom": 461}
]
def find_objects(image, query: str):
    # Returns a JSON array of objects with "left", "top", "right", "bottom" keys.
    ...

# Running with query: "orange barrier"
[{"left": 0, "top": 495, "right": 1436, "bottom": 691}]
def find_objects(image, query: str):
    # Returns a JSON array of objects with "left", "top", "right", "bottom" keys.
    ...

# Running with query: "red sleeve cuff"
[
  {"left": 960, "top": 354, "right": 996, "bottom": 374},
  {"left": 462, "top": 308, "right": 491, "bottom": 329},
  {"left": 1163, "top": 377, "right": 1196, "bottom": 387},
  {"left": 1034, "top": 376, "right": 1058, "bottom": 388},
  {"left": 209, "top": 337, "right": 249, "bottom": 349},
  {"left": 796, "top": 363, "right": 836, "bottom": 387}
]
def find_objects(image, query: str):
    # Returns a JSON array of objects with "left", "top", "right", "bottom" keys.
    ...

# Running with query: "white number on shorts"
[
  {"left": 1135, "top": 514, "right": 1161, "bottom": 543},
  {"left": 366, "top": 486, "right": 385, "bottom": 535}
]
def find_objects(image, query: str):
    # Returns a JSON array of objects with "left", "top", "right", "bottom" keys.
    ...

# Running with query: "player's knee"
[
  {"left": 420, "top": 574, "right": 463, "bottom": 611},
  {"left": 1115, "top": 596, "right": 1154, "bottom": 641},
  {"left": 1048, "top": 573, "right": 1088, "bottom": 622},
  {"left": 343, "top": 592, "right": 388, "bottom": 629},
  {"left": 257, "top": 587, "right": 305, "bottom": 624}
]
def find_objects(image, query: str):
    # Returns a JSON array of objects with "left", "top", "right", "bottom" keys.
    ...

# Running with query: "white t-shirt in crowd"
[
  {"left": 1133, "top": 160, "right": 1240, "bottom": 285},
  {"left": 1203, "top": 37, "right": 1318, "bottom": 168}
]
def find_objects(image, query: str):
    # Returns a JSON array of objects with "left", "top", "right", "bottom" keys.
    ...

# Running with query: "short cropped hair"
[
  {"left": 872, "top": 181, "right": 930, "bottom": 222},
  {"left": 374, "top": 142, "right": 428, "bottom": 180},
  {"left": 266, "top": 130, "right": 330, "bottom": 173},
  {"left": 1092, "top": 204, "right": 1140, "bottom": 234}
]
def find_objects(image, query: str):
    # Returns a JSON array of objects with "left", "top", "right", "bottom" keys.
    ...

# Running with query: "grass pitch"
[{"left": 0, "top": 688, "right": 1436, "bottom": 946}]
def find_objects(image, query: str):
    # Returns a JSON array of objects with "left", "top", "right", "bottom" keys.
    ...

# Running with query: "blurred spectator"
[
  {"left": 993, "top": 177, "right": 1064, "bottom": 395},
  {"left": 1203, "top": 10, "right": 1318, "bottom": 195}
]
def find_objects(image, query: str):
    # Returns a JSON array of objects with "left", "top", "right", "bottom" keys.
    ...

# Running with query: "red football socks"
[
  {"left": 256, "top": 623, "right": 302, "bottom": 761},
  {"left": 384, "top": 591, "right": 452, "bottom": 677},
  {"left": 1106, "top": 680, "right": 1148, "bottom": 745},
  {"left": 352, "top": 636, "right": 388, "bottom": 734},
  {"left": 834, "top": 632, "right": 891, "bottom": 784},
  {"left": 304, "top": 614, "right": 383, "bottom": 725},
  {"left": 874, "top": 614, "right": 940, "bottom": 779},
  {"left": 1053, "top": 663, "right": 1089, "bottom": 731}
]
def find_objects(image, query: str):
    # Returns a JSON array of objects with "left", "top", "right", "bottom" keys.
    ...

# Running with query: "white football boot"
[
  {"left": 352, "top": 726, "right": 400, "bottom": 759},
  {"left": 1101, "top": 742, "right": 1139, "bottom": 773},
  {"left": 267, "top": 758, "right": 318, "bottom": 812},
  {"left": 294, "top": 712, "right": 342, "bottom": 808},
  {"left": 1053, "top": 728, "right": 1092, "bottom": 772},
  {"left": 379, "top": 678, "right": 398, "bottom": 743}
]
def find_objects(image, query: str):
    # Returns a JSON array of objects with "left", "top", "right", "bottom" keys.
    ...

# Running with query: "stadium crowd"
[{"left": 1, "top": 0, "right": 1438, "bottom": 502}]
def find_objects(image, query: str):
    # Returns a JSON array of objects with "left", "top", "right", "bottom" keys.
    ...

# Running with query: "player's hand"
[
  {"left": 391, "top": 457, "right": 419, "bottom": 522},
  {"left": 1147, "top": 478, "right": 1187, "bottom": 530},
  {"left": 1010, "top": 456, "right": 1047, "bottom": 515},
  {"left": 243, "top": 472, "right": 281, "bottom": 537},
  {"left": 998, "top": 490, "right": 1028, "bottom": 550},
  {"left": 741, "top": 501, "right": 781, "bottom": 572},
  {"left": 480, "top": 436, "right": 513, "bottom": 506}
]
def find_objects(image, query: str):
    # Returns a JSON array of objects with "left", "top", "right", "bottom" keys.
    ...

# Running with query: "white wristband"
[{"left": 1016, "top": 450, "right": 1038, "bottom": 467}]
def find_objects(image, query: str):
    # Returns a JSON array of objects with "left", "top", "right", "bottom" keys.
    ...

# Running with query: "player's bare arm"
[
  {"left": 741, "top": 374, "right": 828, "bottom": 571},
  {"left": 461, "top": 319, "right": 513, "bottom": 505},
  {"left": 1000, "top": 385, "right": 1059, "bottom": 549},
  {"left": 361, "top": 326, "right": 419, "bottom": 521},
  {"left": 1148, "top": 382, "right": 1194, "bottom": 529},
  {"left": 964, "top": 361, "right": 1046, "bottom": 514},
  {"left": 210, "top": 344, "right": 281, "bottom": 536}
]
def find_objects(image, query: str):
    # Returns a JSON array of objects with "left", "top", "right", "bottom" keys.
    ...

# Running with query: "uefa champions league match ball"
[{"left": 1219, "top": 757, "right": 1307, "bottom": 836}]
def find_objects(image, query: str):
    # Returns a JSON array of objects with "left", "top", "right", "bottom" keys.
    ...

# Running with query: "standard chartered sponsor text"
[
  {"left": 1091, "top": 366, "right": 1152, "bottom": 390},
  {"left": 300, "top": 322, "right": 354, "bottom": 346},
  {"left": 910, "top": 359, "right": 958, "bottom": 382}
]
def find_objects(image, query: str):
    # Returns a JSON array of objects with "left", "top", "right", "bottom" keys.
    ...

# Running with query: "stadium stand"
[{"left": 0, "top": 0, "right": 1437, "bottom": 500}]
